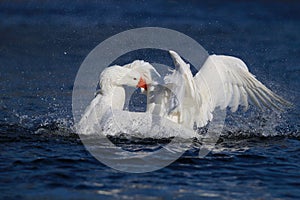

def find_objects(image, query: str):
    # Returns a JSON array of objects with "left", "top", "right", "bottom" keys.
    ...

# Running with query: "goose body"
[{"left": 76, "top": 51, "right": 290, "bottom": 138}]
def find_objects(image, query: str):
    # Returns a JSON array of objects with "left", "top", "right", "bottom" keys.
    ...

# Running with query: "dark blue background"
[{"left": 0, "top": 1, "right": 299, "bottom": 199}]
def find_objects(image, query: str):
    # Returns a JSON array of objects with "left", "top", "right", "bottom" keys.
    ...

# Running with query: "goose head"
[
  {"left": 98, "top": 66, "right": 147, "bottom": 95},
  {"left": 123, "top": 60, "right": 161, "bottom": 93}
]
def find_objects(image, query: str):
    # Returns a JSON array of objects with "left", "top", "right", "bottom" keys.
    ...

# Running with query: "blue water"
[{"left": 0, "top": 0, "right": 299, "bottom": 199}]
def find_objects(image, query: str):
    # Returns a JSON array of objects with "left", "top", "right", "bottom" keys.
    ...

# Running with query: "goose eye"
[{"left": 133, "top": 78, "right": 137, "bottom": 80}]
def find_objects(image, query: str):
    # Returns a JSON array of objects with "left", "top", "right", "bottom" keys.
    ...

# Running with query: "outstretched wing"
[
  {"left": 164, "top": 51, "right": 203, "bottom": 127},
  {"left": 168, "top": 51, "right": 291, "bottom": 127}
]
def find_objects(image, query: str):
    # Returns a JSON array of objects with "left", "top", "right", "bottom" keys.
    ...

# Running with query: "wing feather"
[
  {"left": 151, "top": 51, "right": 291, "bottom": 128},
  {"left": 192, "top": 54, "right": 290, "bottom": 127},
  {"left": 230, "top": 85, "right": 240, "bottom": 112}
]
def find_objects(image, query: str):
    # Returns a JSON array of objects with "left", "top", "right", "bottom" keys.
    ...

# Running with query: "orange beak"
[{"left": 137, "top": 77, "right": 147, "bottom": 91}]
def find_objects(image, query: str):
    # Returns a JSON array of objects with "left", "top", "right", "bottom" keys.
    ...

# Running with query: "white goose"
[
  {"left": 137, "top": 51, "right": 291, "bottom": 129},
  {"left": 76, "top": 64, "right": 196, "bottom": 138}
]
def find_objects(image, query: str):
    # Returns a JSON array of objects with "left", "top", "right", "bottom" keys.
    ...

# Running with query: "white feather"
[{"left": 158, "top": 51, "right": 291, "bottom": 128}]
